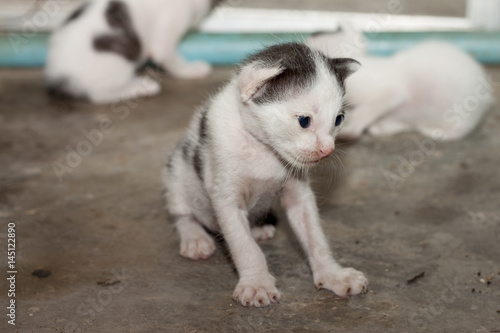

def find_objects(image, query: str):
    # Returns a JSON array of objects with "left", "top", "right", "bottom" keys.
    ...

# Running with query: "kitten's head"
[{"left": 237, "top": 42, "right": 360, "bottom": 169}]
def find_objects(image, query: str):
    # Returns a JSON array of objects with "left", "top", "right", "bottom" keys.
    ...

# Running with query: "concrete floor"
[
  {"left": 1, "top": 63, "right": 499, "bottom": 333},
  {"left": 1, "top": 2, "right": 500, "bottom": 333}
]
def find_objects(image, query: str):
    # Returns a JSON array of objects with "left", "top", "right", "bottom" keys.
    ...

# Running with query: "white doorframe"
[{"left": 466, "top": 0, "right": 500, "bottom": 29}]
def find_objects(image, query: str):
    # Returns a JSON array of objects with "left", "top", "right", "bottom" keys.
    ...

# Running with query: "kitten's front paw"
[
  {"left": 233, "top": 275, "right": 281, "bottom": 307},
  {"left": 174, "top": 61, "right": 212, "bottom": 80},
  {"left": 180, "top": 234, "right": 215, "bottom": 260},
  {"left": 314, "top": 267, "right": 368, "bottom": 297}
]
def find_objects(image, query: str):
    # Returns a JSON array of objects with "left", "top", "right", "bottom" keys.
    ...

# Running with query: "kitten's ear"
[
  {"left": 238, "top": 65, "right": 285, "bottom": 103},
  {"left": 328, "top": 58, "right": 361, "bottom": 87}
]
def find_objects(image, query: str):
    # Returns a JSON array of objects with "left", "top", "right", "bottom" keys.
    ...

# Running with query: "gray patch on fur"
[
  {"left": 325, "top": 57, "right": 361, "bottom": 91},
  {"left": 46, "top": 78, "right": 87, "bottom": 100},
  {"left": 166, "top": 155, "right": 174, "bottom": 171},
  {"left": 199, "top": 111, "right": 209, "bottom": 143},
  {"left": 93, "top": 1, "right": 141, "bottom": 62},
  {"left": 192, "top": 110, "right": 210, "bottom": 181},
  {"left": 46, "top": 78, "right": 71, "bottom": 97},
  {"left": 242, "top": 43, "right": 317, "bottom": 105},
  {"left": 181, "top": 141, "right": 192, "bottom": 160},
  {"left": 193, "top": 146, "right": 203, "bottom": 181},
  {"left": 64, "top": 3, "right": 88, "bottom": 25},
  {"left": 241, "top": 43, "right": 359, "bottom": 103},
  {"left": 211, "top": 0, "right": 225, "bottom": 9}
]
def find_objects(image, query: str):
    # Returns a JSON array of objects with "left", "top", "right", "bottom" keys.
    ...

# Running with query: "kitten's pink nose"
[{"left": 318, "top": 146, "right": 334, "bottom": 158}]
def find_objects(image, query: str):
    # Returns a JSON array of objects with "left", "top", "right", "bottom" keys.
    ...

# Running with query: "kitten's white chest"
[
  {"left": 243, "top": 175, "right": 284, "bottom": 213},
  {"left": 219, "top": 133, "right": 288, "bottom": 212}
]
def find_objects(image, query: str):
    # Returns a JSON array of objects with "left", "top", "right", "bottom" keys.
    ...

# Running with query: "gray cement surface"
[{"left": 1, "top": 63, "right": 499, "bottom": 333}]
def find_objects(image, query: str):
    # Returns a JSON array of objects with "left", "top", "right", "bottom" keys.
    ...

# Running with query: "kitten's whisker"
[{"left": 333, "top": 147, "right": 351, "bottom": 157}]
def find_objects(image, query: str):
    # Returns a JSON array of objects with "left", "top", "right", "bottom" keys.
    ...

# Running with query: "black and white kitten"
[
  {"left": 163, "top": 43, "right": 368, "bottom": 307},
  {"left": 45, "top": 0, "right": 221, "bottom": 104}
]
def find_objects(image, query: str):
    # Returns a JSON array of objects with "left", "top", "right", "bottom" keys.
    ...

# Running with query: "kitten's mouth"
[
  {"left": 305, "top": 159, "right": 321, "bottom": 165},
  {"left": 295, "top": 157, "right": 322, "bottom": 167},
  {"left": 280, "top": 149, "right": 321, "bottom": 168}
]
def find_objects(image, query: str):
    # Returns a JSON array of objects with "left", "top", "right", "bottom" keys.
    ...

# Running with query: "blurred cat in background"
[
  {"left": 309, "top": 29, "right": 494, "bottom": 141},
  {"left": 45, "top": 0, "right": 222, "bottom": 104}
]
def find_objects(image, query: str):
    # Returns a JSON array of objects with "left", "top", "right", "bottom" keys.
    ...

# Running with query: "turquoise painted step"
[
  {"left": 1, "top": 32, "right": 51, "bottom": 67},
  {"left": 180, "top": 32, "right": 312, "bottom": 65},
  {"left": 365, "top": 31, "right": 500, "bottom": 64},
  {"left": 1, "top": 31, "right": 500, "bottom": 67},
  {"left": 0, "top": 32, "right": 312, "bottom": 67}
]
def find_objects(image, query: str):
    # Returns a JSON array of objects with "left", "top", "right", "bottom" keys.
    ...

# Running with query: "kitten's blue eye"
[
  {"left": 335, "top": 114, "right": 345, "bottom": 127},
  {"left": 298, "top": 116, "right": 311, "bottom": 129}
]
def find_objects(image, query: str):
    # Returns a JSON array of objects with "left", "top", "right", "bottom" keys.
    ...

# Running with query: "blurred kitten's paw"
[
  {"left": 123, "top": 76, "right": 161, "bottom": 100},
  {"left": 251, "top": 225, "right": 276, "bottom": 242},
  {"left": 314, "top": 267, "right": 368, "bottom": 297},
  {"left": 368, "top": 120, "right": 409, "bottom": 137},
  {"left": 180, "top": 233, "right": 215, "bottom": 260}
]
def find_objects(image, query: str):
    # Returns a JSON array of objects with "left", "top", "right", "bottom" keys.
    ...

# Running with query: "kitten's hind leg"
[
  {"left": 417, "top": 126, "right": 466, "bottom": 142},
  {"left": 341, "top": 91, "right": 408, "bottom": 140},
  {"left": 90, "top": 76, "right": 161, "bottom": 104},
  {"left": 368, "top": 119, "right": 411, "bottom": 137},
  {"left": 251, "top": 225, "right": 276, "bottom": 242},
  {"left": 175, "top": 216, "right": 216, "bottom": 260},
  {"left": 149, "top": 10, "right": 212, "bottom": 80},
  {"left": 251, "top": 211, "right": 278, "bottom": 242},
  {"left": 119, "top": 76, "right": 161, "bottom": 100},
  {"left": 161, "top": 53, "right": 212, "bottom": 80}
]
